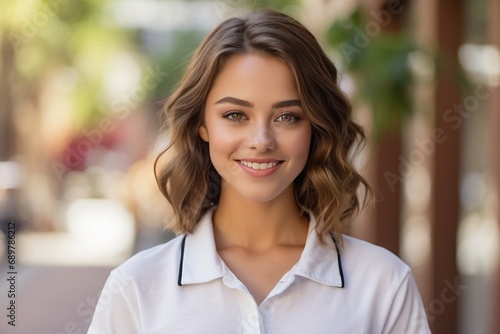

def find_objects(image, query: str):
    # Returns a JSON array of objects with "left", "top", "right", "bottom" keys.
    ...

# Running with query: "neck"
[{"left": 213, "top": 185, "right": 309, "bottom": 252}]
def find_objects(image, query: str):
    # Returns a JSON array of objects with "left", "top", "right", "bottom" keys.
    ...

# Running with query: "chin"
[{"left": 226, "top": 183, "right": 294, "bottom": 204}]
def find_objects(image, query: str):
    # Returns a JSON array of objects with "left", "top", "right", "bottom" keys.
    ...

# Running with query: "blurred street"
[
  {"left": 0, "top": 225, "right": 173, "bottom": 334},
  {"left": 0, "top": 264, "right": 111, "bottom": 334}
]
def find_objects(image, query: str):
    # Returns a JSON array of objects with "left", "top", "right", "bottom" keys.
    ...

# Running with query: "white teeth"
[{"left": 241, "top": 160, "right": 278, "bottom": 170}]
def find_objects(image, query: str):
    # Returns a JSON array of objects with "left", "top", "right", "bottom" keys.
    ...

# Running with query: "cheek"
[
  {"left": 208, "top": 126, "right": 241, "bottom": 153},
  {"left": 206, "top": 125, "right": 243, "bottom": 176},
  {"left": 204, "top": 116, "right": 235, "bottom": 150},
  {"left": 283, "top": 127, "right": 312, "bottom": 163}
]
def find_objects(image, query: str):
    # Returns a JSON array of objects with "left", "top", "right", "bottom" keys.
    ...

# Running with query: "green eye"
[
  {"left": 223, "top": 111, "right": 246, "bottom": 121},
  {"left": 276, "top": 113, "right": 300, "bottom": 123}
]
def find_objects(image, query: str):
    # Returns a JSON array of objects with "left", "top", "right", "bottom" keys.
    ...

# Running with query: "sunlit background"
[{"left": 0, "top": 0, "right": 499, "bottom": 333}]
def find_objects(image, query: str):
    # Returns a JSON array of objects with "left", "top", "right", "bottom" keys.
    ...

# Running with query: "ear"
[{"left": 198, "top": 125, "right": 209, "bottom": 142}]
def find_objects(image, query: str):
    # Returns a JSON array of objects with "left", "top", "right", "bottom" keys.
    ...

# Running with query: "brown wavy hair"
[{"left": 155, "top": 10, "right": 371, "bottom": 244}]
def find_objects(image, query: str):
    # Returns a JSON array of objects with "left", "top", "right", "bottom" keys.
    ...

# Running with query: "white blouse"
[{"left": 88, "top": 207, "right": 430, "bottom": 333}]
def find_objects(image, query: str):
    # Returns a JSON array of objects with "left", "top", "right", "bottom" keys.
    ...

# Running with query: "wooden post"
[
  {"left": 429, "top": 0, "right": 464, "bottom": 332},
  {"left": 373, "top": 131, "right": 402, "bottom": 255},
  {"left": 371, "top": 0, "right": 411, "bottom": 256},
  {"left": 348, "top": 1, "right": 410, "bottom": 255}
]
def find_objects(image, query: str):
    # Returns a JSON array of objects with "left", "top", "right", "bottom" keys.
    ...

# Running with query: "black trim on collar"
[
  {"left": 177, "top": 233, "right": 345, "bottom": 288},
  {"left": 331, "top": 236, "right": 345, "bottom": 288},
  {"left": 177, "top": 235, "right": 187, "bottom": 286}
]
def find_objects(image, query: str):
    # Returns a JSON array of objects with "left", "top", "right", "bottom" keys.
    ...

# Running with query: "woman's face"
[{"left": 199, "top": 54, "right": 311, "bottom": 204}]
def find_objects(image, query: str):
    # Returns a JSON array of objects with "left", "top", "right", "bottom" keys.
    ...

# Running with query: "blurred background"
[{"left": 0, "top": 0, "right": 498, "bottom": 333}]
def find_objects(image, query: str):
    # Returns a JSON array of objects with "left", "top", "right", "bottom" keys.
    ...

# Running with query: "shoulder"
[
  {"left": 341, "top": 235, "right": 406, "bottom": 264},
  {"left": 340, "top": 235, "right": 411, "bottom": 283},
  {"left": 110, "top": 234, "right": 185, "bottom": 280},
  {"left": 338, "top": 236, "right": 430, "bottom": 333}
]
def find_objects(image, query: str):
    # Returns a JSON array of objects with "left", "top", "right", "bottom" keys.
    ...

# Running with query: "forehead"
[{"left": 206, "top": 54, "right": 299, "bottom": 104}]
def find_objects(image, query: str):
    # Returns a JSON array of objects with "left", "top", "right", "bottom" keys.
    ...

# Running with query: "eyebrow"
[
  {"left": 214, "top": 97, "right": 253, "bottom": 108},
  {"left": 214, "top": 96, "right": 302, "bottom": 109},
  {"left": 272, "top": 100, "right": 302, "bottom": 109}
]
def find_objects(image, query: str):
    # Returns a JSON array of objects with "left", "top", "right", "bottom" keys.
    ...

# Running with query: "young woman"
[{"left": 88, "top": 10, "right": 430, "bottom": 333}]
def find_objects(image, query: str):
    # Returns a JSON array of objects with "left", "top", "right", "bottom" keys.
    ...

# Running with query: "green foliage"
[
  {"left": 0, "top": 0, "right": 136, "bottom": 127},
  {"left": 326, "top": 8, "right": 417, "bottom": 137},
  {"left": 220, "top": 0, "right": 302, "bottom": 13},
  {"left": 150, "top": 30, "right": 206, "bottom": 103}
]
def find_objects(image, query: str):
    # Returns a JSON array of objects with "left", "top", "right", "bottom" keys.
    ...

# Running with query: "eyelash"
[
  {"left": 222, "top": 111, "right": 302, "bottom": 123},
  {"left": 222, "top": 111, "right": 247, "bottom": 121},
  {"left": 276, "top": 112, "right": 302, "bottom": 123}
]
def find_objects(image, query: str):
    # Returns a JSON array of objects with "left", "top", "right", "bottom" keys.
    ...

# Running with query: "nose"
[{"left": 247, "top": 125, "right": 275, "bottom": 152}]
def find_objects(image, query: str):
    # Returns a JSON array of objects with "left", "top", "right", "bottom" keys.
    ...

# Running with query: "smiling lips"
[{"left": 240, "top": 160, "right": 279, "bottom": 170}]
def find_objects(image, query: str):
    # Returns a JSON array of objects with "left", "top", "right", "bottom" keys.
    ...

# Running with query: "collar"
[
  {"left": 177, "top": 206, "right": 223, "bottom": 285},
  {"left": 291, "top": 214, "right": 345, "bottom": 287},
  {"left": 177, "top": 207, "right": 344, "bottom": 288}
]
